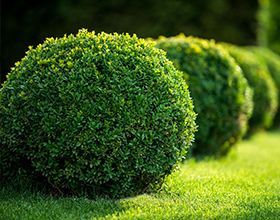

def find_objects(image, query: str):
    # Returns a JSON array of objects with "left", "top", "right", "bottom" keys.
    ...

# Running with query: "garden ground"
[{"left": 1, "top": 130, "right": 280, "bottom": 219}]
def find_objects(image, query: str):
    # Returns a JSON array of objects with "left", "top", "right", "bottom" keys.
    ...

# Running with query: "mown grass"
[{"left": 1, "top": 130, "right": 280, "bottom": 219}]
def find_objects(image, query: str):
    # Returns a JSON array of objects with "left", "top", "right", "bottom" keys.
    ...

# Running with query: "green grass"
[{"left": 1, "top": 130, "right": 280, "bottom": 219}]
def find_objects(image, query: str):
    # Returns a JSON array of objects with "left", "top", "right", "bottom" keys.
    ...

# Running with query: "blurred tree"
[
  {"left": 258, "top": 0, "right": 280, "bottom": 55},
  {"left": 1, "top": 0, "right": 258, "bottom": 83}
]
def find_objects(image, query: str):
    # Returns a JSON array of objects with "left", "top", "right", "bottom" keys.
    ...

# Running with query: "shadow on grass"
[
  {"left": 188, "top": 128, "right": 280, "bottom": 163},
  {"left": 186, "top": 145, "right": 239, "bottom": 163},
  {"left": 0, "top": 182, "right": 130, "bottom": 219}
]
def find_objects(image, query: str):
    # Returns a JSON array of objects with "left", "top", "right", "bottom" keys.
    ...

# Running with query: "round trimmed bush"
[
  {"left": 0, "top": 29, "right": 196, "bottom": 198},
  {"left": 156, "top": 35, "right": 253, "bottom": 156},
  {"left": 225, "top": 44, "right": 278, "bottom": 134},
  {"left": 249, "top": 47, "right": 280, "bottom": 127}
]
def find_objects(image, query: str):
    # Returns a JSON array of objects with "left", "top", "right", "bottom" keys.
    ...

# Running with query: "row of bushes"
[{"left": 1, "top": 29, "right": 280, "bottom": 198}]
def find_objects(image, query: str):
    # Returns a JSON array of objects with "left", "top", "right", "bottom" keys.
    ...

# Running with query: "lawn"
[{"left": 1, "top": 130, "right": 280, "bottom": 220}]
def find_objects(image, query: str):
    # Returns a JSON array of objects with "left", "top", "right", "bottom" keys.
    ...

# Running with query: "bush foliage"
[
  {"left": 156, "top": 35, "right": 253, "bottom": 156},
  {"left": 250, "top": 47, "right": 280, "bottom": 127},
  {"left": 225, "top": 45, "right": 278, "bottom": 134},
  {"left": 0, "top": 29, "right": 196, "bottom": 198}
]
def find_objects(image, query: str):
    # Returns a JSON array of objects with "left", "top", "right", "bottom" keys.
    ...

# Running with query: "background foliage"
[
  {"left": 249, "top": 47, "right": 280, "bottom": 127},
  {"left": 225, "top": 45, "right": 278, "bottom": 134},
  {"left": 258, "top": 0, "right": 280, "bottom": 55},
  {"left": 1, "top": 0, "right": 258, "bottom": 82}
]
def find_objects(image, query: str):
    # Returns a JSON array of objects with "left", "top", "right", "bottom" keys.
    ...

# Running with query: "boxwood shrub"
[
  {"left": 225, "top": 44, "right": 278, "bottom": 134},
  {"left": 0, "top": 29, "right": 196, "bottom": 198},
  {"left": 249, "top": 47, "right": 280, "bottom": 127},
  {"left": 156, "top": 35, "right": 253, "bottom": 156}
]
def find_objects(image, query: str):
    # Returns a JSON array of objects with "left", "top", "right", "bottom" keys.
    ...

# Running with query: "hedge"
[
  {"left": 225, "top": 44, "right": 278, "bottom": 134},
  {"left": 249, "top": 46, "right": 280, "bottom": 127},
  {"left": 0, "top": 29, "right": 197, "bottom": 198},
  {"left": 156, "top": 35, "right": 253, "bottom": 156}
]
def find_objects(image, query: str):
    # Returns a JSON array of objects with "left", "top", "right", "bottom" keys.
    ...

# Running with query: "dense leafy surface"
[
  {"left": 0, "top": 29, "right": 196, "bottom": 198},
  {"left": 156, "top": 35, "right": 253, "bottom": 156},
  {"left": 225, "top": 45, "right": 278, "bottom": 134},
  {"left": 1, "top": 131, "right": 279, "bottom": 219},
  {"left": 250, "top": 47, "right": 280, "bottom": 127}
]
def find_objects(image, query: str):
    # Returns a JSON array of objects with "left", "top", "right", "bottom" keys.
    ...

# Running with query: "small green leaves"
[
  {"left": 0, "top": 29, "right": 196, "bottom": 198},
  {"left": 156, "top": 35, "right": 253, "bottom": 156}
]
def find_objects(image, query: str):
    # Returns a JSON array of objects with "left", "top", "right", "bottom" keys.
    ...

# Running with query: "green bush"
[
  {"left": 156, "top": 35, "right": 253, "bottom": 156},
  {"left": 225, "top": 45, "right": 278, "bottom": 134},
  {"left": 249, "top": 47, "right": 280, "bottom": 127},
  {"left": 0, "top": 29, "right": 196, "bottom": 198}
]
